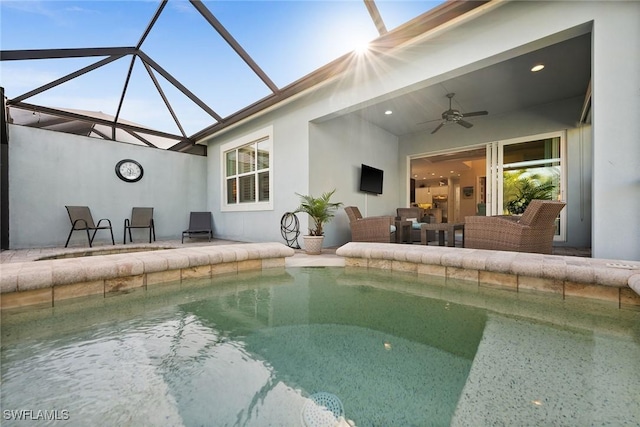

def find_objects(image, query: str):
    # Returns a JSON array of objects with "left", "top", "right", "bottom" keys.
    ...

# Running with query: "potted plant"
[{"left": 294, "top": 189, "right": 343, "bottom": 254}]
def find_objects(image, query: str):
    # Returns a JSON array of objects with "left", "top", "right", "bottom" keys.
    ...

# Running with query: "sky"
[{"left": 0, "top": 0, "right": 444, "bottom": 136}]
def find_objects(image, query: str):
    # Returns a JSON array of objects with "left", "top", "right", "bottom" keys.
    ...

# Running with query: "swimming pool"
[{"left": 2, "top": 267, "right": 639, "bottom": 426}]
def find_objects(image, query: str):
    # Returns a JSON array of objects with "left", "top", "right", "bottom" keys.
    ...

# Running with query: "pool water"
[{"left": 2, "top": 267, "right": 639, "bottom": 426}]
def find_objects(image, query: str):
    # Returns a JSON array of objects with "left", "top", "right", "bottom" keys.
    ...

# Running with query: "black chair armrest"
[
  {"left": 95, "top": 218, "right": 112, "bottom": 229},
  {"left": 71, "top": 218, "right": 89, "bottom": 230}
]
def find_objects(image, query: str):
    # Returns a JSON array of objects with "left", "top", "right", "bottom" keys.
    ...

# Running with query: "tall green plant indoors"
[
  {"left": 504, "top": 170, "right": 555, "bottom": 215},
  {"left": 295, "top": 189, "right": 343, "bottom": 236}
]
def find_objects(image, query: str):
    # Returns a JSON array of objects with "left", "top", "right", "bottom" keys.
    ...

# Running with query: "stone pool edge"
[
  {"left": 335, "top": 242, "right": 640, "bottom": 310},
  {"left": 0, "top": 242, "right": 295, "bottom": 310}
]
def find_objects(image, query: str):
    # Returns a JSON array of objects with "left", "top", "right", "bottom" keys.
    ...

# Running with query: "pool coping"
[
  {"left": 2, "top": 241, "right": 639, "bottom": 311},
  {"left": 0, "top": 242, "right": 295, "bottom": 310},
  {"left": 335, "top": 243, "right": 640, "bottom": 310}
]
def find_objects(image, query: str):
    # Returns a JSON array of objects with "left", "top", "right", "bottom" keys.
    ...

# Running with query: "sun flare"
[{"left": 354, "top": 40, "right": 371, "bottom": 55}]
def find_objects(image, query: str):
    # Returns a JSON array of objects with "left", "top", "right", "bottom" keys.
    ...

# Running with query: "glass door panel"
[
  {"left": 502, "top": 138, "right": 561, "bottom": 213},
  {"left": 493, "top": 135, "right": 565, "bottom": 240}
]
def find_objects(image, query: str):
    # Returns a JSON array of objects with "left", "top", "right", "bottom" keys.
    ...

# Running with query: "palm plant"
[
  {"left": 295, "top": 189, "right": 343, "bottom": 236},
  {"left": 504, "top": 170, "right": 556, "bottom": 215}
]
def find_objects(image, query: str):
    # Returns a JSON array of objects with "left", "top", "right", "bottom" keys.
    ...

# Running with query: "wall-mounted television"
[{"left": 359, "top": 164, "right": 384, "bottom": 195}]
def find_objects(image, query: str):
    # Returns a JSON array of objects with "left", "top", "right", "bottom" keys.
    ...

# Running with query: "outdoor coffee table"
[{"left": 420, "top": 222, "right": 465, "bottom": 247}]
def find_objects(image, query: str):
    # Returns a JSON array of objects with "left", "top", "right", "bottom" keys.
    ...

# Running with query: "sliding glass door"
[
  {"left": 409, "top": 132, "right": 565, "bottom": 240},
  {"left": 486, "top": 132, "right": 566, "bottom": 240}
]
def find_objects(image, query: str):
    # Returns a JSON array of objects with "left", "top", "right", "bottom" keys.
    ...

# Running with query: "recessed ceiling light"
[
  {"left": 384, "top": 110, "right": 393, "bottom": 115},
  {"left": 531, "top": 64, "right": 545, "bottom": 72}
]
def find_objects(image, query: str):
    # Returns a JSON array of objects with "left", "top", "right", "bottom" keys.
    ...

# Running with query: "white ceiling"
[
  {"left": 353, "top": 32, "right": 591, "bottom": 138},
  {"left": 346, "top": 32, "right": 591, "bottom": 184}
]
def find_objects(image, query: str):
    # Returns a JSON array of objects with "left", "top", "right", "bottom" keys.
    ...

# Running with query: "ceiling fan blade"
[
  {"left": 417, "top": 118, "right": 442, "bottom": 125},
  {"left": 431, "top": 122, "right": 445, "bottom": 134},
  {"left": 457, "top": 120, "right": 473, "bottom": 129},
  {"left": 461, "top": 110, "right": 488, "bottom": 118}
]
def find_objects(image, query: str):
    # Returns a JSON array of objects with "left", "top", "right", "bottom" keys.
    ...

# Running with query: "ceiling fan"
[{"left": 428, "top": 93, "right": 488, "bottom": 134}]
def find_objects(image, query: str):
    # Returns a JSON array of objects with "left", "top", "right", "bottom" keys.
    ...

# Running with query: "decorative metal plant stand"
[{"left": 280, "top": 212, "right": 301, "bottom": 249}]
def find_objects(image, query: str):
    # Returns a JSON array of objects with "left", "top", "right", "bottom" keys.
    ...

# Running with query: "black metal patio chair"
[
  {"left": 123, "top": 207, "right": 156, "bottom": 244},
  {"left": 64, "top": 206, "right": 115, "bottom": 248},
  {"left": 182, "top": 211, "right": 213, "bottom": 243}
]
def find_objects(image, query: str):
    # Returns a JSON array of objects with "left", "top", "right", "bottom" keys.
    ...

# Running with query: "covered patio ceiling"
[{"left": 0, "top": 0, "right": 489, "bottom": 153}]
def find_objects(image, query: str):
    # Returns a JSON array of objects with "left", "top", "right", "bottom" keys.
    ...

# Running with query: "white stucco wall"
[
  {"left": 205, "top": 97, "right": 400, "bottom": 248},
  {"left": 8, "top": 125, "right": 207, "bottom": 249},
  {"left": 591, "top": 2, "right": 640, "bottom": 260},
  {"left": 204, "top": 97, "right": 313, "bottom": 244},
  {"left": 309, "top": 114, "right": 400, "bottom": 247},
  {"left": 203, "top": 1, "right": 638, "bottom": 259}
]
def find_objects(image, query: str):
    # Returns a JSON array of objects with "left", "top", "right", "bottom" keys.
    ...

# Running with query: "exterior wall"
[
  {"left": 202, "top": 1, "right": 638, "bottom": 259},
  {"left": 309, "top": 114, "right": 400, "bottom": 247},
  {"left": 204, "top": 97, "right": 314, "bottom": 244},
  {"left": 8, "top": 125, "right": 207, "bottom": 248},
  {"left": 205, "top": 106, "right": 400, "bottom": 248},
  {"left": 591, "top": 3, "right": 640, "bottom": 260}
]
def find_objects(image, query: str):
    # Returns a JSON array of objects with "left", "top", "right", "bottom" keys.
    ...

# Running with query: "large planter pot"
[{"left": 302, "top": 235, "right": 324, "bottom": 255}]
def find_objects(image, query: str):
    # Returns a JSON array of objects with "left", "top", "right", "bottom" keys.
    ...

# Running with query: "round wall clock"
[{"left": 115, "top": 159, "right": 144, "bottom": 183}]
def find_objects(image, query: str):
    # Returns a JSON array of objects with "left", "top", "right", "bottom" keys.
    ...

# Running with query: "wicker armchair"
[
  {"left": 464, "top": 200, "right": 566, "bottom": 254},
  {"left": 344, "top": 206, "right": 396, "bottom": 243}
]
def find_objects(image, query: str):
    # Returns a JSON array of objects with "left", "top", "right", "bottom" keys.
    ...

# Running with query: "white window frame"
[
  {"left": 487, "top": 130, "right": 567, "bottom": 241},
  {"left": 220, "top": 125, "right": 274, "bottom": 212}
]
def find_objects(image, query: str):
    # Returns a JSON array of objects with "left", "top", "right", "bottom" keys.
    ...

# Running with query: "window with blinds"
[{"left": 221, "top": 126, "right": 273, "bottom": 211}]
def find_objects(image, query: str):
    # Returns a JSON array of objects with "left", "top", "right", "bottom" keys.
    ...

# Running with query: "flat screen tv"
[{"left": 359, "top": 164, "right": 384, "bottom": 195}]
